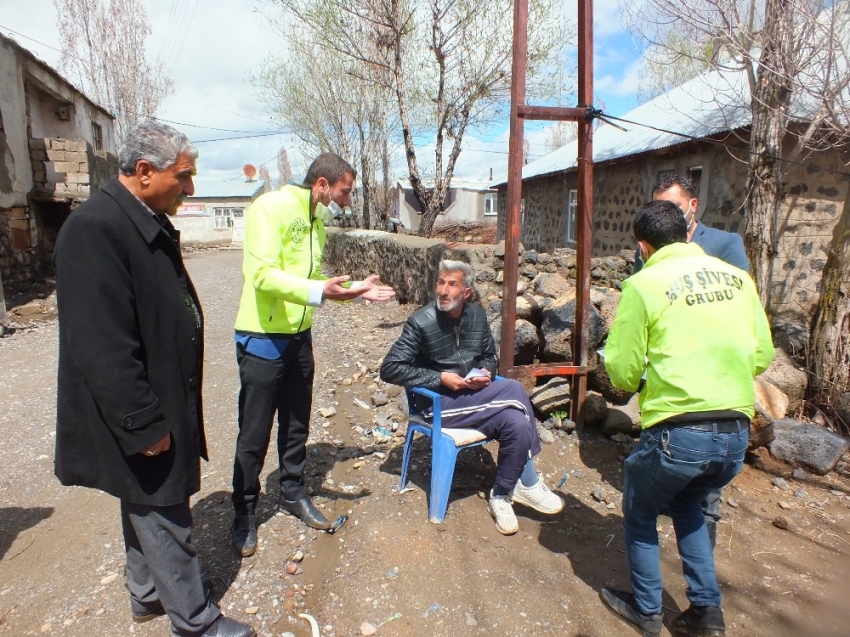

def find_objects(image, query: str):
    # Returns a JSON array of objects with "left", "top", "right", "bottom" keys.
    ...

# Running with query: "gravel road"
[{"left": 1, "top": 249, "right": 849, "bottom": 637}]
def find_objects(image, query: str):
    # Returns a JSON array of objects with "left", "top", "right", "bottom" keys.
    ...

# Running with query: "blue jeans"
[{"left": 622, "top": 421, "right": 748, "bottom": 614}]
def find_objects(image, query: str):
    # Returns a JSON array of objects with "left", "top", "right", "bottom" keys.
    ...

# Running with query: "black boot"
[
  {"left": 231, "top": 509, "right": 257, "bottom": 557},
  {"left": 671, "top": 605, "right": 725, "bottom": 637}
]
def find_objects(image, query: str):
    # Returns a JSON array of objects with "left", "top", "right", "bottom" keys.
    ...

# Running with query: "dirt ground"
[{"left": 1, "top": 248, "right": 849, "bottom": 637}]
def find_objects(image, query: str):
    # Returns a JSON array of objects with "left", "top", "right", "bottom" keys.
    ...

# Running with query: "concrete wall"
[
  {"left": 0, "top": 38, "right": 33, "bottom": 210},
  {"left": 496, "top": 138, "right": 849, "bottom": 322}
]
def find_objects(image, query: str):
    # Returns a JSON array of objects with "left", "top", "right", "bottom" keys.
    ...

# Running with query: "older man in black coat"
[{"left": 53, "top": 121, "right": 254, "bottom": 637}]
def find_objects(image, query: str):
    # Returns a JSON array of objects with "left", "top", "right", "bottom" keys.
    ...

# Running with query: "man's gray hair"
[
  {"left": 439, "top": 260, "right": 473, "bottom": 288},
  {"left": 118, "top": 120, "right": 198, "bottom": 176}
]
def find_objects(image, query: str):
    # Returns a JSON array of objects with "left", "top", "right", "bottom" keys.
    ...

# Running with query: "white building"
[
  {"left": 171, "top": 178, "right": 264, "bottom": 246},
  {"left": 394, "top": 178, "right": 497, "bottom": 233}
]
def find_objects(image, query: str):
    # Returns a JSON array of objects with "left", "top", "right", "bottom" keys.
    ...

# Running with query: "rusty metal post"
[
  {"left": 571, "top": 0, "right": 594, "bottom": 426},
  {"left": 498, "top": 0, "right": 529, "bottom": 376}
]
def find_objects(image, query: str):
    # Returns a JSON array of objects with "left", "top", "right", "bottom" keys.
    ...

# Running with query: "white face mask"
[{"left": 314, "top": 191, "right": 343, "bottom": 222}]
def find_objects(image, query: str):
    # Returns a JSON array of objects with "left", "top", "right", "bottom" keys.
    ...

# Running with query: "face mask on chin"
[{"left": 315, "top": 199, "right": 343, "bottom": 223}]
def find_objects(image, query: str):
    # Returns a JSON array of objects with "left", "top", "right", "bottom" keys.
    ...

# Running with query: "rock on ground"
[{"left": 770, "top": 418, "right": 850, "bottom": 475}]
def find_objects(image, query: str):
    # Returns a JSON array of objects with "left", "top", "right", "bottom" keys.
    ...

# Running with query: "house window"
[
  {"left": 687, "top": 165, "right": 703, "bottom": 196},
  {"left": 484, "top": 192, "right": 498, "bottom": 216},
  {"left": 565, "top": 189, "right": 578, "bottom": 243},
  {"left": 91, "top": 122, "right": 103, "bottom": 151},
  {"left": 214, "top": 207, "right": 236, "bottom": 229}
]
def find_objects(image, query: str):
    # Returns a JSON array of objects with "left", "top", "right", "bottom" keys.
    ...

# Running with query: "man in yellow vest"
[
  {"left": 601, "top": 200, "right": 774, "bottom": 637},
  {"left": 230, "top": 153, "right": 394, "bottom": 556}
]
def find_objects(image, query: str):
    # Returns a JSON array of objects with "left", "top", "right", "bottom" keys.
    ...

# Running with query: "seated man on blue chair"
[{"left": 379, "top": 260, "right": 564, "bottom": 535}]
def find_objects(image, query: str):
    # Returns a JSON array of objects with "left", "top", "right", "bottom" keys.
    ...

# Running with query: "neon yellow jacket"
[
  {"left": 604, "top": 242, "right": 775, "bottom": 428},
  {"left": 234, "top": 185, "right": 327, "bottom": 335}
]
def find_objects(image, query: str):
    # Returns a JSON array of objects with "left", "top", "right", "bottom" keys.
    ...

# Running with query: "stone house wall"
[{"left": 496, "top": 137, "right": 849, "bottom": 322}]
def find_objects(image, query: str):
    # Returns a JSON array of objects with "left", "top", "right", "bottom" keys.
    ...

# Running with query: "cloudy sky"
[{"left": 0, "top": 0, "right": 645, "bottom": 192}]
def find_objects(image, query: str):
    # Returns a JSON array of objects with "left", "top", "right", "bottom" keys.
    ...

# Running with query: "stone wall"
[
  {"left": 0, "top": 205, "right": 38, "bottom": 288},
  {"left": 323, "top": 228, "right": 633, "bottom": 309}
]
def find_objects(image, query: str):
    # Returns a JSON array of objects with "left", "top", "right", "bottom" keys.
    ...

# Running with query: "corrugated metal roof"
[
  {"left": 189, "top": 177, "right": 265, "bottom": 200},
  {"left": 491, "top": 67, "right": 754, "bottom": 186},
  {"left": 490, "top": 59, "right": 840, "bottom": 186}
]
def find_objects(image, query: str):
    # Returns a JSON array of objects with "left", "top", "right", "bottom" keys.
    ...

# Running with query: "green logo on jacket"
[{"left": 291, "top": 218, "right": 310, "bottom": 245}]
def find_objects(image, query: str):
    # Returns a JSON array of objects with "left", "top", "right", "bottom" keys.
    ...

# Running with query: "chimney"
[{"left": 489, "top": 167, "right": 493, "bottom": 181}]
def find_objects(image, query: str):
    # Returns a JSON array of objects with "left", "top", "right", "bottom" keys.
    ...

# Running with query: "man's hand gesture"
[
  {"left": 359, "top": 274, "right": 395, "bottom": 302},
  {"left": 323, "top": 274, "right": 395, "bottom": 302}
]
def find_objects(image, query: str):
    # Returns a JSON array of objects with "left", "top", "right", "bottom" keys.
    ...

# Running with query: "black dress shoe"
[
  {"left": 201, "top": 616, "right": 256, "bottom": 637},
  {"left": 671, "top": 605, "right": 725, "bottom": 637},
  {"left": 278, "top": 495, "right": 331, "bottom": 530},
  {"left": 131, "top": 600, "right": 165, "bottom": 623},
  {"left": 231, "top": 514, "right": 257, "bottom": 557},
  {"left": 599, "top": 588, "right": 662, "bottom": 636}
]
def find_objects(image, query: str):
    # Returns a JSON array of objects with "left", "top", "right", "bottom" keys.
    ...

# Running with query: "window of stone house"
[
  {"left": 484, "top": 192, "right": 498, "bottom": 216},
  {"left": 91, "top": 122, "right": 103, "bottom": 151},
  {"left": 564, "top": 189, "right": 578, "bottom": 243},
  {"left": 688, "top": 165, "right": 703, "bottom": 197}
]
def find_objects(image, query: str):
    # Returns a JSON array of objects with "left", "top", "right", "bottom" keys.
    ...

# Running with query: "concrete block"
[
  {"left": 28, "top": 138, "right": 48, "bottom": 150},
  {"left": 9, "top": 218, "right": 30, "bottom": 231},
  {"left": 50, "top": 139, "right": 66, "bottom": 151},
  {"left": 47, "top": 150, "right": 67, "bottom": 162},
  {"left": 66, "top": 172, "right": 90, "bottom": 185},
  {"left": 30, "top": 150, "right": 46, "bottom": 161},
  {"left": 53, "top": 161, "right": 74, "bottom": 173},
  {"left": 7, "top": 207, "right": 27, "bottom": 220},
  {"left": 65, "top": 151, "right": 87, "bottom": 163},
  {"left": 78, "top": 162, "right": 90, "bottom": 173}
]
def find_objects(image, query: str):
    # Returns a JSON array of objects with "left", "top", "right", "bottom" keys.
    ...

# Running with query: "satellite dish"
[{"left": 243, "top": 164, "right": 258, "bottom": 181}]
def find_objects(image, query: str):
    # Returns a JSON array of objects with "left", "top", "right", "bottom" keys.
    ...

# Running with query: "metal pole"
[
  {"left": 499, "top": 0, "right": 529, "bottom": 376},
  {"left": 572, "top": 0, "right": 594, "bottom": 425}
]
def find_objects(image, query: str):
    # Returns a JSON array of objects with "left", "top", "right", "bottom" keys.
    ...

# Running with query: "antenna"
[{"left": 242, "top": 164, "right": 257, "bottom": 181}]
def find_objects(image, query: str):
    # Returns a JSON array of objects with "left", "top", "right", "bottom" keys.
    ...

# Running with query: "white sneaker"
[
  {"left": 512, "top": 479, "right": 565, "bottom": 514},
  {"left": 488, "top": 490, "right": 518, "bottom": 535}
]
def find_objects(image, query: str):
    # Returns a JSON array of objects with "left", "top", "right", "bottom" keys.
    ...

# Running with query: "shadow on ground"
[{"left": 0, "top": 506, "right": 53, "bottom": 559}]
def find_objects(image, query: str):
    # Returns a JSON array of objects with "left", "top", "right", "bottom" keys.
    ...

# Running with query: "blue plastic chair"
[{"left": 399, "top": 385, "right": 491, "bottom": 523}]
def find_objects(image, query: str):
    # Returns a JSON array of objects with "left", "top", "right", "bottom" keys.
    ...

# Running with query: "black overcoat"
[{"left": 53, "top": 178, "right": 208, "bottom": 506}]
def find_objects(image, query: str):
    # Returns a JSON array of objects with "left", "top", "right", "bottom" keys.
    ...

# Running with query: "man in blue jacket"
[{"left": 634, "top": 173, "right": 749, "bottom": 274}]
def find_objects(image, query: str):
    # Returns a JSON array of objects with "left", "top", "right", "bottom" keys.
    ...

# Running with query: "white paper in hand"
[{"left": 464, "top": 368, "right": 489, "bottom": 381}]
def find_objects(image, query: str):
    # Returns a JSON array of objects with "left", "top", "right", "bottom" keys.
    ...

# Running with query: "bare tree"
[
  {"left": 54, "top": 0, "right": 173, "bottom": 141},
  {"left": 276, "top": 147, "right": 293, "bottom": 187},
  {"left": 254, "top": 17, "right": 396, "bottom": 230},
  {"left": 623, "top": 0, "right": 850, "bottom": 307},
  {"left": 544, "top": 121, "right": 577, "bottom": 155},
  {"left": 258, "top": 165, "right": 273, "bottom": 193},
  {"left": 807, "top": 192, "right": 850, "bottom": 432},
  {"left": 268, "top": 0, "right": 569, "bottom": 237}
]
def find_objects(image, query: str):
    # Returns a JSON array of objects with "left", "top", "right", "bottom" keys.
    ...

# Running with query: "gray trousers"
[{"left": 121, "top": 500, "right": 220, "bottom": 636}]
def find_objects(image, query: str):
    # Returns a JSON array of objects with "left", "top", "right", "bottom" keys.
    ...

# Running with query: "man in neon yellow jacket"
[
  {"left": 231, "top": 153, "right": 394, "bottom": 556},
  {"left": 600, "top": 200, "right": 774, "bottom": 637}
]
